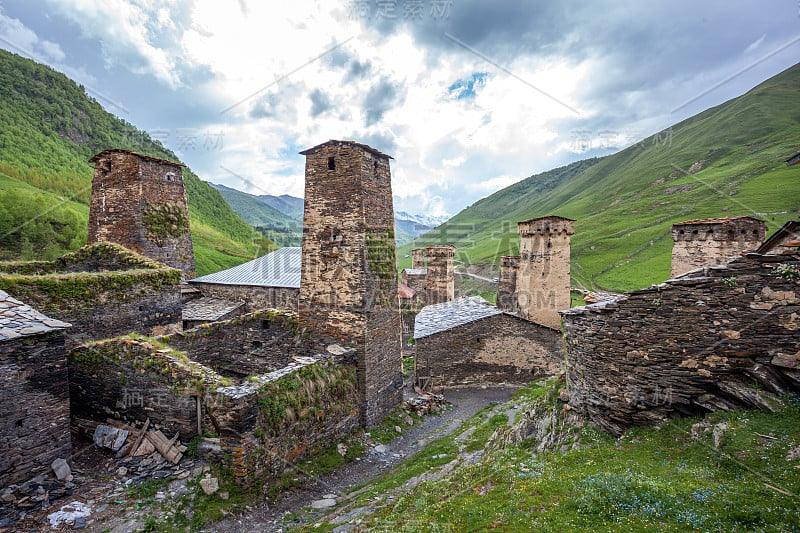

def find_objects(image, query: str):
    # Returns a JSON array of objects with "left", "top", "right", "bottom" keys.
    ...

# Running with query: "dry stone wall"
[
  {"left": 416, "top": 314, "right": 562, "bottom": 390},
  {"left": 190, "top": 283, "right": 299, "bottom": 312},
  {"left": 562, "top": 254, "right": 800, "bottom": 435},
  {"left": 0, "top": 331, "right": 72, "bottom": 487},
  {"left": 670, "top": 217, "right": 766, "bottom": 278}
]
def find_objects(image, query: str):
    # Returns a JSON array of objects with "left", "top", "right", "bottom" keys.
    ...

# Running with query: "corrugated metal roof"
[
  {"left": 673, "top": 215, "right": 763, "bottom": 226},
  {"left": 414, "top": 296, "right": 502, "bottom": 339},
  {"left": 0, "top": 290, "right": 70, "bottom": 341},
  {"left": 182, "top": 297, "right": 244, "bottom": 322},
  {"left": 189, "top": 247, "right": 302, "bottom": 288},
  {"left": 403, "top": 268, "right": 427, "bottom": 276}
]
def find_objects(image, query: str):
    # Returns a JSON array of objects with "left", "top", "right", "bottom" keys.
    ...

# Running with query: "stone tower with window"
[
  {"left": 298, "top": 140, "right": 402, "bottom": 428},
  {"left": 515, "top": 216, "right": 574, "bottom": 329},
  {"left": 87, "top": 149, "right": 194, "bottom": 278},
  {"left": 670, "top": 216, "right": 767, "bottom": 278},
  {"left": 425, "top": 244, "right": 455, "bottom": 305},
  {"left": 497, "top": 255, "right": 520, "bottom": 313}
]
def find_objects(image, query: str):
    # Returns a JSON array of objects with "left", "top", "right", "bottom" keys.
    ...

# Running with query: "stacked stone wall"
[
  {"left": 670, "top": 217, "right": 766, "bottom": 277},
  {"left": 0, "top": 332, "right": 72, "bottom": 487},
  {"left": 191, "top": 283, "right": 299, "bottom": 311},
  {"left": 563, "top": 254, "right": 800, "bottom": 435},
  {"left": 425, "top": 245, "right": 455, "bottom": 305},
  {"left": 416, "top": 314, "right": 562, "bottom": 390},
  {"left": 497, "top": 255, "right": 520, "bottom": 313}
]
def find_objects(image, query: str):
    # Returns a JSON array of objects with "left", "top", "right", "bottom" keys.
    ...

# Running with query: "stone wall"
[
  {"left": 68, "top": 338, "right": 222, "bottom": 440},
  {"left": 0, "top": 331, "right": 72, "bottom": 488},
  {"left": 425, "top": 245, "right": 455, "bottom": 305},
  {"left": 497, "top": 255, "right": 520, "bottom": 313},
  {"left": 401, "top": 270, "right": 427, "bottom": 303},
  {"left": 416, "top": 314, "right": 562, "bottom": 390},
  {"left": 298, "top": 140, "right": 402, "bottom": 428},
  {"left": 191, "top": 283, "right": 299, "bottom": 312},
  {"left": 163, "top": 310, "right": 322, "bottom": 377},
  {"left": 213, "top": 358, "right": 360, "bottom": 484},
  {"left": 670, "top": 216, "right": 766, "bottom": 278},
  {"left": 88, "top": 149, "right": 195, "bottom": 277},
  {"left": 562, "top": 253, "right": 800, "bottom": 435},
  {"left": 516, "top": 216, "right": 574, "bottom": 329},
  {"left": 0, "top": 243, "right": 182, "bottom": 347}
]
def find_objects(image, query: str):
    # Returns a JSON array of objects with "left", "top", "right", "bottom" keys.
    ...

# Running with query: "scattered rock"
[
  {"left": 786, "top": 445, "right": 800, "bottom": 461},
  {"left": 373, "top": 445, "right": 387, "bottom": 454},
  {"left": 712, "top": 422, "right": 729, "bottom": 449},
  {"left": 93, "top": 425, "right": 129, "bottom": 452},
  {"left": 311, "top": 498, "right": 336, "bottom": 509},
  {"left": 394, "top": 425, "right": 402, "bottom": 434},
  {"left": 47, "top": 501, "right": 92, "bottom": 529},
  {"left": 52, "top": 458, "right": 71, "bottom": 481},
  {"left": 199, "top": 477, "right": 219, "bottom": 496},
  {"left": 337, "top": 443, "right": 347, "bottom": 457},
  {"left": 323, "top": 494, "right": 337, "bottom": 499},
  {"left": 116, "top": 467, "right": 128, "bottom": 478}
]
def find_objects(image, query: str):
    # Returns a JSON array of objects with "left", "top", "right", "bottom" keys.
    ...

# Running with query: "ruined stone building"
[
  {"left": 400, "top": 244, "right": 456, "bottom": 306},
  {"left": 670, "top": 216, "right": 766, "bottom": 278},
  {"left": 498, "top": 216, "right": 574, "bottom": 330},
  {"left": 414, "top": 296, "right": 561, "bottom": 390},
  {"left": 188, "top": 247, "right": 302, "bottom": 311},
  {"left": 0, "top": 291, "right": 71, "bottom": 487},
  {"left": 298, "top": 140, "right": 403, "bottom": 427},
  {"left": 88, "top": 149, "right": 195, "bottom": 278}
]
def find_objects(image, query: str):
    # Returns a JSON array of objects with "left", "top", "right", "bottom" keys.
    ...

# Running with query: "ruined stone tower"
[
  {"left": 425, "top": 244, "right": 455, "bottom": 305},
  {"left": 515, "top": 216, "right": 574, "bottom": 329},
  {"left": 497, "top": 255, "right": 520, "bottom": 313},
  {"left": 411, "top": 248, "right": 427, "bottom": 269},
  {"left": 88, "top": 149, "right": 194, "bottom": 278},
  {"left": 670, "top": 216, "right": 767, "bottom": 278},
  {"left": 298, "top": 140, "right": 402, "bottom": 427}
]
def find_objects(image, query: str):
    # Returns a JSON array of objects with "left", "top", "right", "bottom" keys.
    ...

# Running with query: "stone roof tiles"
[
  {"left": 673, "top": 215, "right": 764, "bottom": 226},
  {"left": 414, "top": 296, "right": 502, "bottom": 339},
  {"left": 182, "top": 297, "right": 244, "bottom": 322},
  {"left": 299, "top": 140, "right": 393, "bottom": 159},
  {"left": 88, "top": 148, "right": 186, "bottom": 167},
  {"left": 189, "top": 247, "right": 302, "bottom": 288},
  {"left": 0, "top": 290, "right": 70, "bottom": 341}
]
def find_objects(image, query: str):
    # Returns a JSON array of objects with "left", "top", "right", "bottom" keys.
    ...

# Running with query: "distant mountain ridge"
[
  {"left": 211, "top": 183, "right": 447, "bottom": 246},
  {"left": 400, "top": 62, "right": 800, "bottom": 292}
]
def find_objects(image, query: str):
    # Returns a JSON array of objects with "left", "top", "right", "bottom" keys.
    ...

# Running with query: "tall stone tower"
[
  {"left": 670, "top": 216, "right": 767, "bottom": 277},
  {"left": 425, "top": 244, "right": 455, "bottom": 305},
  {"left": 88, "top": 149, "right": 194, "bottom": 278},
  {"left": 298, "top": 140, "right": 402, "bottom": 427},
  {"left": 516, "top": 216, "right": 574, "bottom": 329},
  {"left": 497, "top": 255, "right": 520, "bottom": 313},
  {"left": 411, "top": 248, "right": 427, "bottom": 269}
]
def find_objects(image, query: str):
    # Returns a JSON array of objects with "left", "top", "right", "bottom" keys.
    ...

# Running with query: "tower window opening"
[{"left": 327, "top": 157, "right": 335, "bottom": 170}]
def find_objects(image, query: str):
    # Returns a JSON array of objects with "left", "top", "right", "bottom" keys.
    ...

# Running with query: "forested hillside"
[
  {"left": 401, "top": 62, "right": 800, "bottom": 291},
  {"left": 0, "top": 49, "right": 266, "bottom": 275}
]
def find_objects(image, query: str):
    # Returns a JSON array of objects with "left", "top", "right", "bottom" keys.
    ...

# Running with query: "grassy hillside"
[
  {"left": 0, "top": 49, "right": 265, "bottom": 274},
  {"left": 212, "top": 184, "right": 302, "bottom": 247},
  {"left": 402, "top": 63, "right": 800, "bottom": 292}
]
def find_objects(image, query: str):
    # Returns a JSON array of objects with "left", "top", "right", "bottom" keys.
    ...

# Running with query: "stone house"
[
  {"left": 756, "top": 221, "right": 800, "bottom": 256},
  {"left": 188, "top": 247, "right": 301, "bottom": 311},
  {"left": 414, "top": 296, "right": 562, "bottom": 390},
  {"left": 181, "top": 296, "right": 245, "bottom": 329},
  {"left": 0, "top": 290, "right": 71, "bottom": 488}
]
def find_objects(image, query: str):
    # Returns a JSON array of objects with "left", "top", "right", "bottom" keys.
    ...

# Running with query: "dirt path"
[{"left": 205, "top": 386, "right": 517, "bottom": 533}]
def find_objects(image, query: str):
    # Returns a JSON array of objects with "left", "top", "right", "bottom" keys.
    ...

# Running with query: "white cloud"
[{"left": 0, "top": 7, "right": 66, "bottom": 62}]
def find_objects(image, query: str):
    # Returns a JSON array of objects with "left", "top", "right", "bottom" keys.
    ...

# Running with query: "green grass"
[
  {"left": 291, "top": 382, "right": 800, "bottom": 532},
  {"left": 400, "top": 62, "right": 800, "bottom": 293}
]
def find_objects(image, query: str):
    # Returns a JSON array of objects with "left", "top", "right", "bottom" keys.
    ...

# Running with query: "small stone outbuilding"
[
  {"left": 0, "top": 290, "right": 71, "bottom": 488},
  {"left": 414, "top": 297, "right": 562, "bottom": 390}
]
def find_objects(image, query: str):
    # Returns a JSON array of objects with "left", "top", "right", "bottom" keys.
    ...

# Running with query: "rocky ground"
[{"left": 0, "top": 385, "right": 516, "bottom": 533}]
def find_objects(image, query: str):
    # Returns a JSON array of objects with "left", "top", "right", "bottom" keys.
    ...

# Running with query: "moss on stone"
[{"left": 143, "top": 201, "right": 189, "bottom": 245}]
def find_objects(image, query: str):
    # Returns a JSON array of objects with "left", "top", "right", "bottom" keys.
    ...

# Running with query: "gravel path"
[{"left": 205, "top": 385, "right": 518, "bottom": 533}]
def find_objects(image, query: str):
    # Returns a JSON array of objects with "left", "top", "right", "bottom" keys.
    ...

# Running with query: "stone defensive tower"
[
  {"left": 497, "top": 255, "right": 520, "bottom": 313},
  {"left": 298, "top": 140, "right": 402, "bottom": 427},
  {"left": 425, "top": 244, "right": 455, "bottom": 305},
  {"left": 670, "top": 216, "right": 767, "bottom": 278},
  {"left": 411, "top": 248, "right": 427, "bottom": 269},
  {"left": 516, "top": 216, "right": 574, "bottom": 329},
  {"left": 88, "top": 149, "right": 194, "bottom": 278}
]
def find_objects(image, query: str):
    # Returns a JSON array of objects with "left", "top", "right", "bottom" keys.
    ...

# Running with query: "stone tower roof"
[
  {"left": 517, "top": 215, "right": 576, "bottom": 224},
  {"left": 88, "top": 148, "right": 186, "bottom": 167},
  {"left": 0, "top": 290, "right": 70, "bottom": 341},
  {"left": 673, "top": 215, "right": 764, "bottom": 226},
  {"left": 299, "top": 140, "right": 393, "bottom": 159}
]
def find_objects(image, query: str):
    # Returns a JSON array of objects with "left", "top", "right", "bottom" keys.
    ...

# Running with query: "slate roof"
[
  {"left": 182, "top": 297, "right": 244, "bottom": 322},
  {"left": 786, "top": 151, "right": 800, "bottom": 166},
  {"left": 673, "top": 215, "right": 763, "bottom": 226},
  {"left": 414, "top": 296, "right": 502, "bottom": 339},
  {"left": 0, "top": 290, "right": 70, "bottom": 341},
  {"left": 398, "top": 283, "right": 416, "bottom": 299},
  {"left": 189, "top": 247, "right": 302, "bottom": 288},
  {"left": 89, "top": 148, "right": 185, "bottom": 167}
]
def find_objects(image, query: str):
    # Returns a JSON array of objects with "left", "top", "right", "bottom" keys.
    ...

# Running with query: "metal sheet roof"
[
  {"left": 414, "top": 296, "right": 502, "bottom": 339},
  {"left": 0, "top": 290, "right": 70, "bottom": 341},
  {"left": 189, "top": 247, "right": 302, "bottom": 288},
  {"left": 403, "top": 268, "right": 427, "bottom": 276}
]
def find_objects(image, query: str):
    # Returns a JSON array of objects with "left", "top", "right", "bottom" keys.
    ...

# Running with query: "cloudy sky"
[{"left": 0, "top": 1, "right": 798, "bottom": 217}]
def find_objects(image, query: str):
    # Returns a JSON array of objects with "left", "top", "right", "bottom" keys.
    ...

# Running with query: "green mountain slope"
[
  {"left": 0, "top": 49, "right": 265, "bottom": 275},
  {"left": 402, "top": 63, "right": 800, "bottom": 291},
  {"left": 211, "top": 183, "right": 302, "bottom": 247}
]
